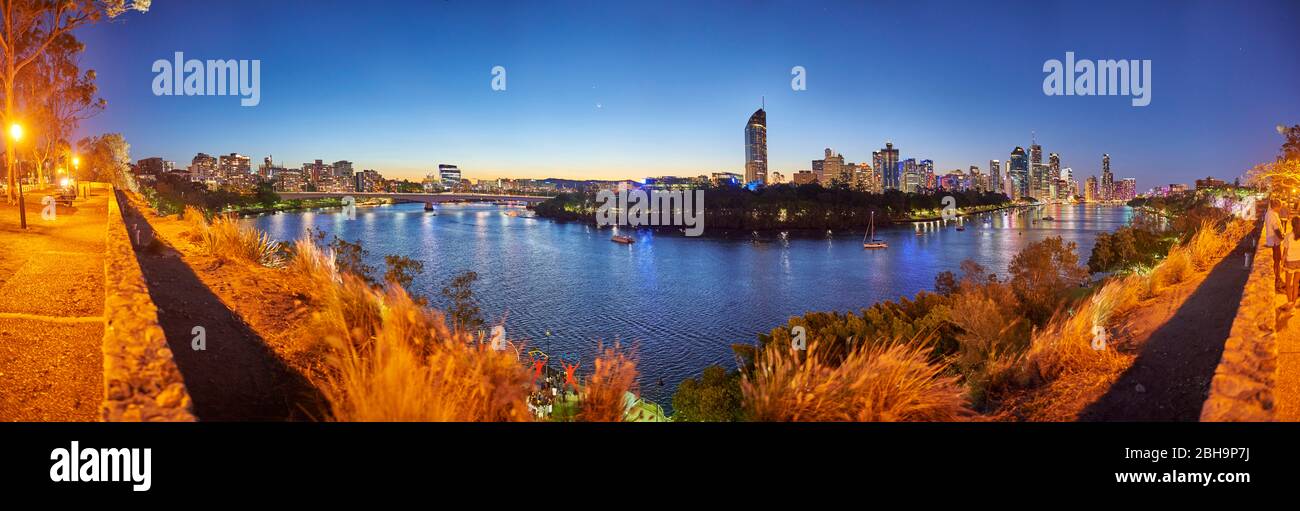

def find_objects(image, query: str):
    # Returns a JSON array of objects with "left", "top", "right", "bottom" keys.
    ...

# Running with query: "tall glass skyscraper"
[
  {"left": 1009, "top": 146, "right": 1028, "bottom": 199},
  {"left": 1101, "top": 153, "right": 1113, "bottom": 200},
  {"left": 873, "top": 142, "right": 900, "bottom": 190},
  {"left": 989, "top": 159, "right": 1001, "bottom": 196},
  {"left": 744, "top": 108, "right": 767, "bottom": 186}
]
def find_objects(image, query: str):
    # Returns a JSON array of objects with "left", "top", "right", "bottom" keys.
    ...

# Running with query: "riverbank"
[
  {"left": 894, "top": 201, "right": 1028, "bottom": 223},
  {"left": 533, "top": 185, "right": 1014, "bottom": 232},
  {"left": 229, "top": 196, "right": 396, "bottom": 217}
]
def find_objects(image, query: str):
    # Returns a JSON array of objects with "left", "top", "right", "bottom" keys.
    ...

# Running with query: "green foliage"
[
  {"left": 140, "top": 185, "right": 183, "bottom": 216},
  {"left": 303, "top": 228, "right": 424, "bottom": 301},
  {"left": 534, "top": 184, "right": 1011, "bottom": 231},
  {"left": 1009, "top": 237, "right": 1088, "bottom": 326},
  {"left": 77, "top": 133, "right": 131, "bottom": 185},
  {"left": 671, "top": 365, "right": 744, "bottom": 422},
  {"left": 441, "top": 271, "right": 484, "bottom": 333},
  {"left": 330, "top": 235, "right": 376, "bottom": 284},
  {"left": 383, "top": 254, "right": 425, "bottom": 298}
]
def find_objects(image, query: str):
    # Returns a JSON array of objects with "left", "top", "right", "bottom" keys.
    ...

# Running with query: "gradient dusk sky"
[{"left": 73, "top": 0, "right": 1300, "bottom": 188}]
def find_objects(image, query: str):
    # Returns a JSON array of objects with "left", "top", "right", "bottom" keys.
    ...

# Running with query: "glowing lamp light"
[
  {"left": 8, "top": 123, "right": 22, "bottom": 141},
  {"left": 60, "top": 178, "right": 70, "bottom": 188}
]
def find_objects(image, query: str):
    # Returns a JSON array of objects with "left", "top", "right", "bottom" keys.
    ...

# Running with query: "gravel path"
[{"left": 0, "top": 188, "right": 108, "bottom": 421}]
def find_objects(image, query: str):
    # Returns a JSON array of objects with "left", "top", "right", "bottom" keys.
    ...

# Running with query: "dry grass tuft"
[
  {"left": 577, "top": 346, "right": 639, "bottom": 422},
  {"left": 291, "top": 236, "right": 532, "bottom": 421},
  {"left": 1152, "top": 247, "right": 1192, "bottom": 288},
  {"left": 199, "top": 214, "right": 285, "bottom": 268},
  {"left": 741, "top": 340, "right": 967, "bottom": 421},
  {"left": 1187, "top": 220, "right": 1227, "bottom": 271},
  {"left": 996, "top": 217, "right": 1254, "bottom": 420},
  {"left": 1022, "top": 280, "right": 1130, "bottom": 384}
]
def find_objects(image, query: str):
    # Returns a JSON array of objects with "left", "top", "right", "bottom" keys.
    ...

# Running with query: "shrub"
[
  {"left": 1010, "top": 237, "right": 1089, "bottom": 326},
  {"left": 741, "top": 340, "right": 967, "bottom": 422},
  {"left": 576, "top": 346, "right": 639, "bottom": 422},
  {"left": 201, "top": 215, "right": 285, "bottom": 267},
  {"left": 671, "top": 365, "right": 744, "bottom": 422},
  {"left": 292, "top": 238, "right": 532, "bottom": 421},
  {"left": 1022, "top": 280, "right": 1129, "bottom": 384}
]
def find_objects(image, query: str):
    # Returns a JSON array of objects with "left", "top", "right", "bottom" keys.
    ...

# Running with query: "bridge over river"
[{"left": 278, "top": 191, "right": 553, "bottom": 204}]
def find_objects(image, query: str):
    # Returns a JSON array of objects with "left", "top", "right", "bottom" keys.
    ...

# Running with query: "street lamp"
[
  {"left": 8, "top": 123, "right": 24, "bottom": 229},
  {"left": 71, "top": 155, "right": 83, "bottom": 197}
]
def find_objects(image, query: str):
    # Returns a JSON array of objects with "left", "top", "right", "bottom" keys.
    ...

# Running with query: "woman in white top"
[{"left": 1285, "top": 216, "right": 1300, "bottom": 309}]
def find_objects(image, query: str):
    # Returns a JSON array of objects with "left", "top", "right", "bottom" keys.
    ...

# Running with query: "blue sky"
[{"left": 73, "top": 0, "right": 1300, "bottom": 188}]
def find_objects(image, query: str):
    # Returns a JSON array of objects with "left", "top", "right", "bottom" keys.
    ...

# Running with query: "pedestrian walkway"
[
  {"left": 1274, "top": 291, "right": 1300, "bottom": 420},
  {"left": 0, "top": 187, "right": 108, "bottom": 421}
]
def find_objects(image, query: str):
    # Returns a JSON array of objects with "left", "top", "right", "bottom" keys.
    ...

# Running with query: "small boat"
[
  {"left": 955, "top": 225, "right": 966, "bottom": 231},
  {"left": 611, "top": 234, "right": 635, "bottom": 244},
  {"left": 1042, "top": 216, "right": 1055, "bottom": 221},
  {"left": 863, "top": 211, "right": 888, "bottom": 249}
]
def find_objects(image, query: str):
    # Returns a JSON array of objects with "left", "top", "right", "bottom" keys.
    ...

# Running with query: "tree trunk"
[{"left": 5, "top": 76, "right": 14, "bottom": 203}]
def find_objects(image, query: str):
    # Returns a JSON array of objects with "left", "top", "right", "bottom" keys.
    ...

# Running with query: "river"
[{"left": 246, "top": 202, "right": 1134, "bottom": 406}]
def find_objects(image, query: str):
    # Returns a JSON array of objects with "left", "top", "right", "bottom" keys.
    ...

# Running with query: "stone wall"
[
  {"left": 1200, "top": 226, "right": 1277, "bottom": 421},
  {"left": 100, "top": 188, "right": 195, "bottom": 421}
]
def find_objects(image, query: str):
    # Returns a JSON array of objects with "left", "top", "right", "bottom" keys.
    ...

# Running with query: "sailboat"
[{"left": 863, "top": 211, "right": 888, "bottom": 249}]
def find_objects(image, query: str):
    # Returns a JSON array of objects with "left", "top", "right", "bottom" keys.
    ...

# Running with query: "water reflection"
[{"left": 247, "top": 202, "right": 1133, "bottom": 405}]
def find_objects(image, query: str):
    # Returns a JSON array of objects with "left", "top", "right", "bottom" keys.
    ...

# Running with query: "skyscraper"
[
  {"left": 744, "top": 108, "right": 767, "bottom": 186},
  {"left": 920, "top": 159, "right": 935, "bottom": 190},
  {"left": 1117, "top": 178, "right": 1137, "bottom": 201},
  {"left": 814, "top": 148, "right": 848, "bottom": 186},
  {"left": 1009, "top": 146, "right": 1028, "bottom": 199},
  {"left": 902, "top": 158, "right": 920, "bottom": 192},
  {"left": 873, "top": 142, "right": 900, "bottom": 191},
  {"left": 989, "top": 159, "right": 1001, "bottom": 196},
  {"left": 1101, "top": 154, "right": 1113, "bottom": 201},
  {"left": 1031, "top": 163, "right": 1048, "bottom": 199}
]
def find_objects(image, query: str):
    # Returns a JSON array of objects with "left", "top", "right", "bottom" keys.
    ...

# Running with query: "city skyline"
[{"left": 72, "top": 1, "right": 1300, "bottom": 185}]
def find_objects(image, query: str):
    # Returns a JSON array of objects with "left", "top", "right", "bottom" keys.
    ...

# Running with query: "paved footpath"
[
  {"left": 1275, "top": 292, "right": 1300, "bottom": 420},
  {"left": 0, "top": 187, "right": 108, "bottom": 421}
]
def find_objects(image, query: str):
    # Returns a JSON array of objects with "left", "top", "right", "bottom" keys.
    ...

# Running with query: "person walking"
[
  {"left": 1266, "top": 198, "right": 1286, "bottom": 292},
  {"left": 1286, "top": 217, "right": 1300, "bottom": 311}
]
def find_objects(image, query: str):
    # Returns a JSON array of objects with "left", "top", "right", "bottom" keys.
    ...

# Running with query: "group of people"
[{"left": 1264, "top": 198, "right": 1300, "bottom": 308}]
